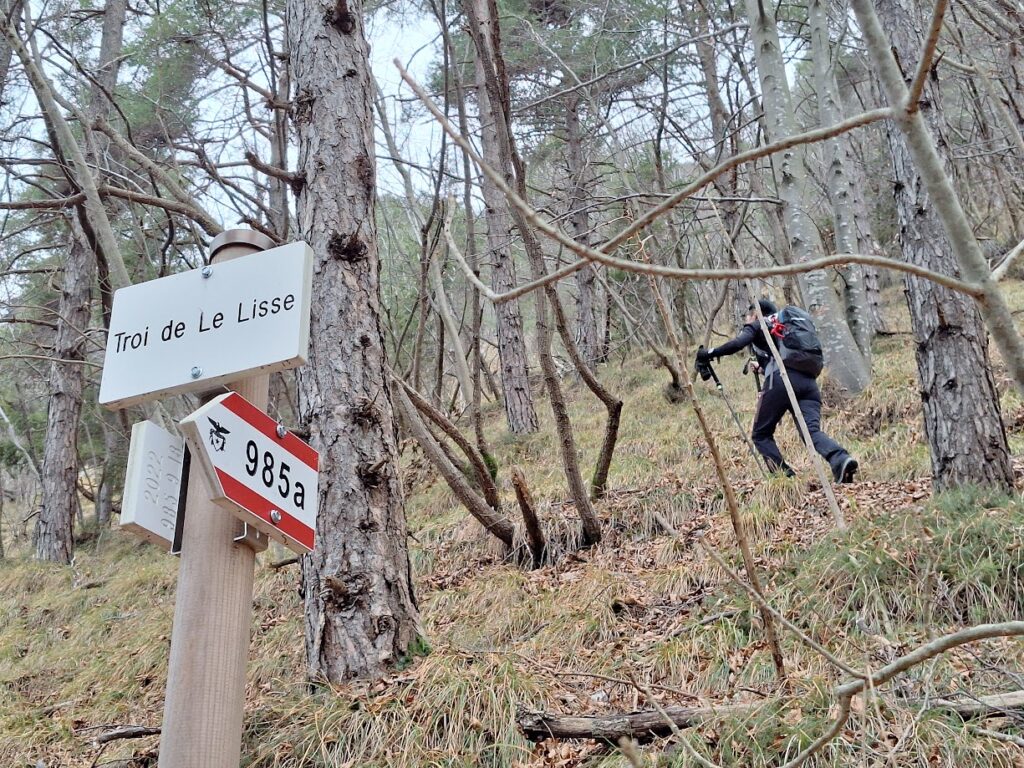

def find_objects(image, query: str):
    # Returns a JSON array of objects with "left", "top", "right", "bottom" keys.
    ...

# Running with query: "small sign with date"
[{"left": 120, "top": 420, "right": 187, "bottom": 551}]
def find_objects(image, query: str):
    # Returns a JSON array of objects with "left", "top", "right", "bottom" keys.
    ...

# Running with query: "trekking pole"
[{"left": 701, "top": 357, "right": 768, "bottom": 479}]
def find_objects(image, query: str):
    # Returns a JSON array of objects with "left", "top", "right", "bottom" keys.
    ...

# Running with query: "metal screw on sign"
[
  {"left": 201, "top": 265, "right": 213, "bottom": 278},
  {"left": 190, "top": 367, "right": 203, "bottom": 379},
  {"left": 270, "top": 510, "right": 282, "bottom": 525},
  {"left": 276, "top": 424, "right": 287, "bottom": 439}
]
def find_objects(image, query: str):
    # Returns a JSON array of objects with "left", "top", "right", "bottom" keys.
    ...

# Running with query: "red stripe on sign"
[
  {"left": 221, "top": 393, "right": 318, "bottom": 470},
  {"left": 217, "top": 469, "right": 315, "bottom": 552}
]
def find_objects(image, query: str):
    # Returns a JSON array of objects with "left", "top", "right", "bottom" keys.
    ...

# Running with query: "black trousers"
[{"left": 751, "top": 368, "right": 848, "bottom": 475}]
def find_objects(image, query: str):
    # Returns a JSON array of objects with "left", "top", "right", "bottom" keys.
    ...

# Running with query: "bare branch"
[
  {"left": 0, "top": 192, "right": 85, "bottom": 209},
  {"left": 93, "top": 118, "right": 222, "bottom": 237},
  {"left": 905, "top": 0, "right": 949, "bottom": 114},
  {"left": 398, "top": 66, "right": 983, "bottom": 307}
]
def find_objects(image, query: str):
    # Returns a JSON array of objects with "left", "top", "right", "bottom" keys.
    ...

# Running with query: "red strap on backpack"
[{"left": 767, "top": 314, "right": 785, "bottom": 339}]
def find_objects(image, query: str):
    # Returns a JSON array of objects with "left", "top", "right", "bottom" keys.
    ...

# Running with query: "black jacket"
[{"left": 711, "top": 322, "right": 773, "bottom": 368}]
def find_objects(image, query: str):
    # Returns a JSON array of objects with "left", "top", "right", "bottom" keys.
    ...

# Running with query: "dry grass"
[{"left": 2, "top": 286, "right": 1024, "bottom": 767}]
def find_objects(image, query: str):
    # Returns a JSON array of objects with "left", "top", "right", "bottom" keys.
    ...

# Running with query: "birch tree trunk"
[
  {"left": 809, "top": 0, "right": 873, "bottom": 357},
  {"left": 287, "top": 0, "right": 419, "bottom": 680},
  {"left": 474, "top": 57, "right": 539, "bottom": 434},
  {"left": 36, "top": 226, "right": 93, "bottom": 563},
  {"left": 744, "top": 0, "right": 870, "bottom": 394},
  {"left": 856, "top": 0, "right": 1012, "bottom": 490}
]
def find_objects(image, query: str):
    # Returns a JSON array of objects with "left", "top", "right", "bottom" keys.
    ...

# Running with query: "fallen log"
[
  {"left": 518, "top": 703, "right": 751, "bottom": 741},
  {"left": 925, "top": 689, "right": 1024, "bottom": 719}
]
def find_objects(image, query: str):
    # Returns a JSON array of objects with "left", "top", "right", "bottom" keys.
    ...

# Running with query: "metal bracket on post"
[
  {"left": 232, "top": 523, "right": 268, "bottom": 552},
  {"left": 169, "top": 447, "right": 191, "bottom": 557}
]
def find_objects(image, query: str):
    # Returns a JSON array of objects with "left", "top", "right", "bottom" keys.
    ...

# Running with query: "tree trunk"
[
  {"left": 287, "top": 0, "right": 419, "bottom": 681},
  {"left": 473, "top": 56, "right": 539, "bottom": 434},
  {"left": 95, "top": 408, "right": 122, "bottom": 527},
  {"left": 36, "top": 226, "right": 93, "bottom": 563},
  {"left": 863, "top": 0, "right": 1013, "bottom": 490},
  {"left": 744, "top": 0, "right": 870, "bottom": 394},
  {"left": 564, "top": 94, "right": 602, "bottom": 369},
  {"left": 809, "top": 0, "right": 873, "bottom": 358}
]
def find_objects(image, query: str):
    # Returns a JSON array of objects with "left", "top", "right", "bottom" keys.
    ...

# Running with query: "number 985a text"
[{"left": 245, "top": 440, "right": 306, "bottom": 509}]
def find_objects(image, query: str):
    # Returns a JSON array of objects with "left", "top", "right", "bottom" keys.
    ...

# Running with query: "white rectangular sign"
[
  {"left": 120, "top": 420, "right": 186, "bottom": 551},
  {"left": 99, "top": 241, "right": 314, "bottom": 409},
  {"left": 180, "top": 392, "right": 318, "bottom": 554}
]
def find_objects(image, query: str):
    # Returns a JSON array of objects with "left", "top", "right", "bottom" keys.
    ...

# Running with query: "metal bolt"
[
  {"left": 201, "top": 265, "right": 213, "bottom": 278},
  {"left": 276, "top": 424, "right": 287, "bottom": 439},
  {"left": 270, "top": 510, "right": 282, "bottom": 525},
  {"left": 190, "top": 366, "right": 203, "bottom": 379}
]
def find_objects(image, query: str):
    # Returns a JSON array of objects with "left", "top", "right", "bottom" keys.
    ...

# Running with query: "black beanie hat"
[{"left": 749, "top": 299, "right": 778, "bottom": 317}]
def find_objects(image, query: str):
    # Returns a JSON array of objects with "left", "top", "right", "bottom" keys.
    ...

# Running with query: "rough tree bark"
[
  {"left": 36, "top": 225, "right": 93, "bottom": 563},
  {"left": 473, "top": 52, "right": 539, "bottom": 434},
  {"left": 288, "top": 0, "right": 419, "bottom": 680},
  {"left": 743, "top": 0, "right": 871, "bottom": 394},
  {"left": 858, "top": 0, "right": 1013, "bottom": 490}
]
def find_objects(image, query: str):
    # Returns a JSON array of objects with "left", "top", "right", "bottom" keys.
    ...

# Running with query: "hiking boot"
[{"left": 834, "top": 456, "right": 858, "bottom": 484}]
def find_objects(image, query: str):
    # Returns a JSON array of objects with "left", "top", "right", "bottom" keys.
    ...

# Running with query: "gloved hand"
[{"left": 695, "top": 347, "right": 713, "bottom": 364}]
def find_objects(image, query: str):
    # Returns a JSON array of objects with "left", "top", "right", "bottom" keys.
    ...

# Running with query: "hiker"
[{"left": 695, "top": 300, "right": 859, "bottom": 483}]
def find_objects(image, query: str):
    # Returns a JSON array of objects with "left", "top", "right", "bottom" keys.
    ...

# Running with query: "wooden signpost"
[{"left": 99, "top": 230, "right": 319, "bottom": 768}]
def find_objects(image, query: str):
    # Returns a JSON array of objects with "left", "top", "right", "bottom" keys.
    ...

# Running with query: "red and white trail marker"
[{"left": 180, "top": 392, "right": 318, "bottom": 554}]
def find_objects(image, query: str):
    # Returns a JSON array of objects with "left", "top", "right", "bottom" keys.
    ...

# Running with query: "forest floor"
[{"left": 2, "top": 286, "right": 1024, "bottom": 767}]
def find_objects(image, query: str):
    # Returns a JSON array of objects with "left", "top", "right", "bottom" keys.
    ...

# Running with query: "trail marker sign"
[
  {"left": 99, "top": 241, "right": 313, "bottom": 409},
  {"left": 121, "top": 420, "right": 187, "bottom": 551},
  {"left": 180, "top": 392, "right": 318, "bottom": 554}
]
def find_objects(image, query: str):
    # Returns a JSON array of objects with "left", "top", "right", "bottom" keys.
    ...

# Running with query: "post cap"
[{"left": 209, "top": 229, "right": 276, "bottom": 260}]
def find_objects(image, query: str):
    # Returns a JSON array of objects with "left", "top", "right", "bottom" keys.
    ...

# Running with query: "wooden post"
[{"left": 158, "top": 230, "right": 275, "bottom": 768}]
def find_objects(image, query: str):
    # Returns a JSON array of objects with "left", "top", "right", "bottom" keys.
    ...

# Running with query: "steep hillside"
[{"left": 2, "top": 291, "right": 1023, "bottom": 767}]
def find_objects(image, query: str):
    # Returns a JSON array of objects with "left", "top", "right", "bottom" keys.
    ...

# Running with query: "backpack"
[{"left": 766, "top": 306, "right": 824, "bottom": 378}]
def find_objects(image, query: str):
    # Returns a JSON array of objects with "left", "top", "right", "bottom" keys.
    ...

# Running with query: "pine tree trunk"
[
  {"left": 744, "top": 0, "right": 870, "bottom": 394},
  {"left": 865, "top": 0, "right": 1013, "bottom": 490},
  {"left": 36, "top": 228, "right": 93, "bottom": 563},
  {"left": 287, "top": 0, "right": 419, "bottom": 681},
  {"left": 474, "top": 57, "right": 539, "bottom": 434}
]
